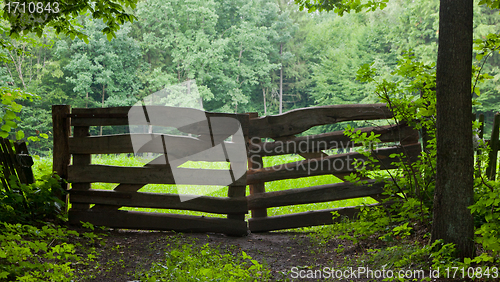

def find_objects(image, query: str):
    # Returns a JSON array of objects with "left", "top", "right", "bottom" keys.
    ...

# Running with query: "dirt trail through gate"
[{"left": 73, "top": 228, "right": 364, "bottom": 281}]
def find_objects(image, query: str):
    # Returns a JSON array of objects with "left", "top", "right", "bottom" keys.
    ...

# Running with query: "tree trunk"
[
  {"left": 100, "top": 84, "right": 106, "bottom": 136},
  {"left": 262, "top": 87, "right": 267, "bottom": 115},
  {"left": 431, "top": 0, "right": 474, "bottom": 259},
  {"left": 279, "top": 43, "right": 283, "bottom": 115}
]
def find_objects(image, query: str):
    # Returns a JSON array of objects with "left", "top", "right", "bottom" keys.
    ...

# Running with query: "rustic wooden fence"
[
  {"left": 0, "top": 138, "right": 34, "bottom": 188},
  {"left": 244, "top": 105, "right": 420, "bottom": 232},
  {"left": 53, "top": 104, "right": 421, "bottom": 235}
]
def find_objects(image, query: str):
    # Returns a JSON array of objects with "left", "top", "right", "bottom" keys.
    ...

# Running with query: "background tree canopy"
[{"left": 0, "top": 0, "right": 499, "bottom": 154}]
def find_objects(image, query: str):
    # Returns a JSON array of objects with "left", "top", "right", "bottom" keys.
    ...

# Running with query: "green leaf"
[
  {"left": 15, "top": 131, "right": 24, "bottom": 140},
  {"left": 1, "top": 124, "right": 11, "bottom": 132}
]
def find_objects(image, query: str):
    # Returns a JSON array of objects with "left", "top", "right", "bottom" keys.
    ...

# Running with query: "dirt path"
[
  {"left": 72, "top": 228, "right": 356, "bottom": 281},
  {"left": 71, "top": 227, "right": 456, "bottom": 282}
]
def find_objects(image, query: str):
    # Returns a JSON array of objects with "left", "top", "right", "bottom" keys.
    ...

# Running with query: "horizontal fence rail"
[
  {"left": 68, "top": 165, "right": 247, "bottom": 186},
  {"left": 248, "top": 104, "right": 392, "bottom": 138},
  {"left": 53, "top": 103, "right": 422, "bottom": 235},
  {"left": 246, "top": 144, "right": 421, "bottom": 184},
  {"left": 247, "top": 180, "right": 387, "bottom": 209},
  {"left": 70, "top": 190, "right": 248, "bottom": 214},
  {"left": 70, "top": 210, "right": 248, "bottom": 236},
  {"left": 249, "top": 122, "right": 417, "bottom": 157}
]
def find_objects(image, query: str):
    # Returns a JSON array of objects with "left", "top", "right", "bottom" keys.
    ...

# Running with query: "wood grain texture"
[
  {"left": 247, "top": 180, "right": 386, "bottom": 209},
  {"left": 13, "top": 141, "right": 34, "bottom": 184},
  {"left": 70, "top": 189, "right": 248, "bottom": 214},
  {"left": 52, "top": 105, "right": 71, "bottom": 204},
  {"left": 71, "top": 126, "right": 91, "bottom": 211},
  {"left": 71, "top": 106, "right": 249, "bottom": 133},
  {"left": 248, "top": 104, "right": 392, "bottom": 138},
  {"left": 52, "top": 105, "right": 71, "bottom": 180},
  {"left": 246, "top": 112, "right": 268, "bottom": 219},
  {"left": 69, "top": 134, "right": 242, "bottom": 161},
  {"left": 68, "top": 165, "right": 246, "bottom": 186},
  {"left": 246, "top": 143, "right": 421, "bottom": 184},
  {"left": 248, "top": 204, "right": 385, "bottom": 232},
  {"left": 69, "top": 210, "right": 248, "bottom": 236},
  {"left": 227, "top": 185, "right": 246, "bottom": 221}
]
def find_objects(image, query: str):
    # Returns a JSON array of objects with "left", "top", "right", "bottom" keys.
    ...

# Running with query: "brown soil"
[{"left": 70, "top": 227, "right": 455, "bottom": 282}]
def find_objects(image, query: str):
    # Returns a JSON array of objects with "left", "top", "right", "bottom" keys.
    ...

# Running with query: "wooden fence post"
[
  {"left": 227, "top": 114, "right": 250, "bottom": 223},
  {"left": 475, "top": 113, "right": 484, "bottom": 178},
  {"left": 52, "top": 105, "right": 71, "bottom": 209},
  {"left": 247, "top": 112, "right": 268, "bottom": 220},
  {"left": 71, "top": 126, "right": 91, "bottom": 211},
  {"left": 487, "top": 113, "right": 500, "bottom": 180}
]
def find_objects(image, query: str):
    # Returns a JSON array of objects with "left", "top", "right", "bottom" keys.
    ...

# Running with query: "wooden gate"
[
  {"left": 52, "top": 104, "right": 421, "bottom": 235},
  {"left": 53, "top": 105, "right": 250, "bottom": 236}
]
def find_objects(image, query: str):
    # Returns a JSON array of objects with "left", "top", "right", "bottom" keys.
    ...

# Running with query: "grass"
[{"left": 33, "top": 154, "right": 376, "bottom": 219}]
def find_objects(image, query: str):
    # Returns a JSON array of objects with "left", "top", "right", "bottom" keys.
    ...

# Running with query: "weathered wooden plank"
[
  {"left": 247, "top": 180, "right": 386, "bottom": 209},
  {"left": 246, "top": 143, "right": 421, "bottom": 184},
  {"left": 71, "top": 106, "right": 249, "bottom": 133},
  {"left": 70, "top": 189, "right": 248, "bottom": 214},
  {"left": 0, "top": 138, "right": 18, "bottom": 189},
  {"left": 13, "top": 142, "right": 35, "bottom": 184},
  {"left": 227, "top": 185, "right": 246, "bottom": 221},
  {"left": 71, "top": 126, "right": 92, "bottom": 211},
  {"left": 69, "top": 210, "right": 248, "bottom": 236},
  {"left": 52, "top": 105, "right": 71, "bottom": 204},
  {"left": 69, "top": 134, "right": 242, "bottom": 160},
  {"left": 91, "top": 155, "right": 172, "bottom": 211},
  {"left": 224, "top": 114, "right": 249, "bottom": 221},
  {"left": 2, "top": 139, "right": 26, "bottom": 185},
  {"left": 247, "top": 112, "right": 268, "bottom": 219},
  {"left": 248, "top": 204, "right": 385, "bottom": 232},
  {"left": 248, "top": 104, "right": 392, "bottom": 138},
  {"left": 68, "top": 165, "right": 246, "bottom": 186},
  {"left": 249, "top": 123, "right": 418, "bottom": 157}
]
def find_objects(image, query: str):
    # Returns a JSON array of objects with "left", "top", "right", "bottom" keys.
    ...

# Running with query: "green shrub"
[
  {"left": 0, "top": 222, "right": 80, "bottom": 281},
  {"left": 0, "top": 172, "right": 66, "bottom": 225}
]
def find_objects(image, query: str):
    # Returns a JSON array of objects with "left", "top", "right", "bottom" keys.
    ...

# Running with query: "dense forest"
[{"left": 1, "top": 0, "right": 498, "bottom": 154}]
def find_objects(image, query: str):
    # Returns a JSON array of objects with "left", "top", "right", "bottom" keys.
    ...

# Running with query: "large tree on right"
[{"left": 431, "top": 0, "right": 475, "bottom": 259}]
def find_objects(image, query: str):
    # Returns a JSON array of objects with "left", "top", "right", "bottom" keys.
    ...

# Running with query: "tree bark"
[
  {"left": 100, "top": 84, "right": 106, "bottom": 136},
  {"left": 279, "top": 43, "right": 283, "bottom": 114},
  {"left": 262, "top": 87, "right": 267, "bottom": 115},
  {"left": 431, "top": 0, "right": 474, "bottom": 259}
]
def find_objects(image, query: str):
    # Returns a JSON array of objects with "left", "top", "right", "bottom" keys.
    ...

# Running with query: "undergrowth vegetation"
[
  {"left": 133, "top": 236, "right": 271, "bottom": 282},
  {"left": 314, "top": 52, "right": 500, "bottom": 280}
]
